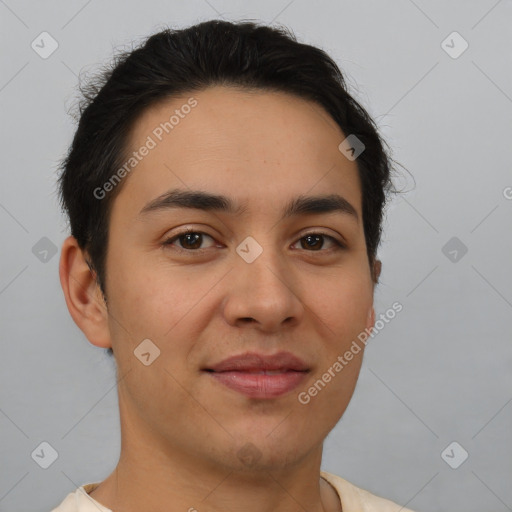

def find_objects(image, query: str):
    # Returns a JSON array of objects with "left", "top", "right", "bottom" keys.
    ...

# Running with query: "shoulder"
[
  {"left": 50, "top": 483, "right": 112, "bottom": 512},
  {"left": 320, "top": 470, "right": 418, "bottom": 512}
]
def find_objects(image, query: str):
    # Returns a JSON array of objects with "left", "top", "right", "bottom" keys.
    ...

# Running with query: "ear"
[
  {"left": 58, "top": 235, "right": 112, "bottom": 349},
  {"left": 366, "top": 259, "right": 382, "bottom": 332},
  {"left": 372, "top": 258, "right": 382, "bottom": 284}
]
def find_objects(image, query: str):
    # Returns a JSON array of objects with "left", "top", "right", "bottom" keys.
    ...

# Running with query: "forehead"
[{"left": 115, "top": 86, "right": 362, "bottom": 220}]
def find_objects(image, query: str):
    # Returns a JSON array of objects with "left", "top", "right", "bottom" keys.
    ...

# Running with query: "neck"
[
  {"left": 89, "top": 430, "right": 340, "bottom": 512},
  {"left": 88, "top": 386, "right": 342, "bottom": 512}
]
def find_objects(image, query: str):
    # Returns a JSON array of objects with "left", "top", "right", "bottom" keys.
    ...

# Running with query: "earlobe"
[
  {"left": 58, "top": 236, "right": 112, "bottom": 349},
  {"left": 373, "top": 259, "right": 382, "bottom": 284}
]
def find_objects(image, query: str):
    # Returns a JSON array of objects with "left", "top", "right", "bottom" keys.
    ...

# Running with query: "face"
[{"left": 100, "top": 86, "right": 377, "bottom": 471}]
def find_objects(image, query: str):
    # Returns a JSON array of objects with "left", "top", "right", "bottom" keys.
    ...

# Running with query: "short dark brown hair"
[{"left": 58, "top": 19, "right": 403, "bottom": 359}]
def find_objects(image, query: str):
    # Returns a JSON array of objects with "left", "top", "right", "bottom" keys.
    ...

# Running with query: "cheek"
[
  {"left": 107, "top": 251, "right": 220, "bottom": 347},
  {"left": 309, "top": 269, "right": 373, "bottom": 341}
]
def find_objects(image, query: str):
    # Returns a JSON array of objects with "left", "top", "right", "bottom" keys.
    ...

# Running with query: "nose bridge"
[
  {"left": 235, "top": 230, "right": 291, "bottom": 289},
  {"left": 224, "top": 231, "right": 303, "bottom": 329},
  {"left": 235, "top": 238, "right": 271, "bottom": 283},
  {"left": 251, "top": 251, "right": 290, "bottom": 292}
]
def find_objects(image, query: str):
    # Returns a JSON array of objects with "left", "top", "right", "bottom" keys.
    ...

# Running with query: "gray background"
[{"left": 1, "top": 1, "right": 511, "bottom": 511}]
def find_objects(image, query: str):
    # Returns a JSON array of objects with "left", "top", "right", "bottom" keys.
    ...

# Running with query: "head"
[{"left": 58, "top": 20, "right": 399, "bottom": 473}]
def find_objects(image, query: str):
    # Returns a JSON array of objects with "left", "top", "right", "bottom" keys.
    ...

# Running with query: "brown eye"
[
  {"left": 162, "top": 231, "right": 215, "bottom": 251},
  {"left": 294, "top": 233, "right": 345, "bottom": 252},
  {"left": 301, "top": 234, "right": 323, "bottom": 250}
]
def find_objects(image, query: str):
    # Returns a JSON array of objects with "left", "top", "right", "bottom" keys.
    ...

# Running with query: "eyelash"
[{"left": 162, "top": 229, "right": 346, "bottom": 253}]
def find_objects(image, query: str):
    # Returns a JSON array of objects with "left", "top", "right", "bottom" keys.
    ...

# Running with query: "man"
[{"left": 53, "top": 19, "right": 415, "bottom": 512}]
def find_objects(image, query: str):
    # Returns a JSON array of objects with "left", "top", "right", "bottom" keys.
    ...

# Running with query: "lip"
[
  {"left": 204, "top": 351, "right": 310, "bottom": 372},
  {"left": 203, "top": 351, "right": 310, "bottom": 399}
]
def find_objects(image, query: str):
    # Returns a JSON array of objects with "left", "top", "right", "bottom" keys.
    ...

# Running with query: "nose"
[{"left": 221, "top": 248, "right": 305, "bottom": 333}]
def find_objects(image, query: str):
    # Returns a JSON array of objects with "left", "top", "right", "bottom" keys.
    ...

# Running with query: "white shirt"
[{"left": 50, "top": 470, "right": 417, "bottom": 511}]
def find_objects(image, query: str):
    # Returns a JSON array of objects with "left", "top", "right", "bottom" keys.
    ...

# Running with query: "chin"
[{"left": 227, "top": 428, "right": 314, "bottom": 470}]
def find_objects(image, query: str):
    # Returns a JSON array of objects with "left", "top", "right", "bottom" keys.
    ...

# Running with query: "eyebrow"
[{"left": 139, "top": 189, "right": 359, "bottom": 223}]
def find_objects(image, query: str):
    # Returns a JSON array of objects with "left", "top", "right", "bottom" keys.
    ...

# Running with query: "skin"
[{"left": 59, "top": 86, "right": 382, "bottom": 512}]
